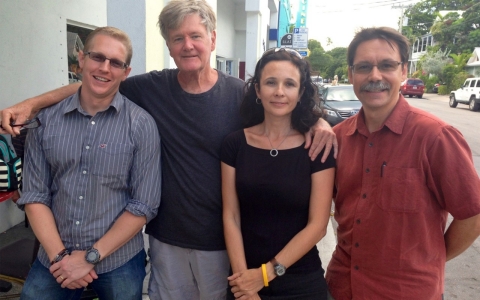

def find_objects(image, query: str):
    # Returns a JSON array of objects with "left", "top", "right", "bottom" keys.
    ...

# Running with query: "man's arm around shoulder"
[{"left": 1, "top": 83, "right": 80, "bottom": 136}]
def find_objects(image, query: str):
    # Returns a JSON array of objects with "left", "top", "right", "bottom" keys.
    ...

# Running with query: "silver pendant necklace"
[{"left": 267, "top": 128, "right": 291, "bottom": 157}]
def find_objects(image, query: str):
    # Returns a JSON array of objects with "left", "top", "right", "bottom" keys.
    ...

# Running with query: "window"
[{"left": 66, "top": 24, "right": 93, "bottom": 81}]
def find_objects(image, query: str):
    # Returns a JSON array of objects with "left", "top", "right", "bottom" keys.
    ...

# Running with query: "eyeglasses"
[
  {"left": 351, "top": 60, "right": 403, "bottom": 74},
  {"left": 262, "top": 48, "right": 303, "bottom": 60},
  {"left": 0, "top": 117, "right": 41, "bottom": 130},
  {"left": 85, "top": 51, "right": 129, "bottom": 69}
]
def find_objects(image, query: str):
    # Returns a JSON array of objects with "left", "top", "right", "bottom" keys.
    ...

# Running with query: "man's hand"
[
  {"left": 49, "top": 250, "right": 98, "bottom": 289},
  {"left": 228, "top": 268, "right": 264, "bottom": 299},
  {"left": 64, "top": 270, "right": 98, "bottom": 290},
  {"left": 304, "top": 118, "right": 338, "bottom": 162},
  {"left": 0, "top": 101, "right": 37, "bottom": 136}
]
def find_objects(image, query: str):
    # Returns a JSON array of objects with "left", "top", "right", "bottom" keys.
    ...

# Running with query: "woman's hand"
[{"left": 228, "top": 268, "right": 264, "bottom": 299}]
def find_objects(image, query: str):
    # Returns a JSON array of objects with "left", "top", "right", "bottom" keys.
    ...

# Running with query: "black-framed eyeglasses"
[
  {"left": 350, "top": 60, "right": 403, "bottom": 74},
  {"left": 85, "top": 51, "right": 129, "bottom": 69},
  {"left": 262, "top": 47, "right": 303, "bottom": 60},
  {"left": 0, "top": 117, "right": 41, "bottom": 130}
]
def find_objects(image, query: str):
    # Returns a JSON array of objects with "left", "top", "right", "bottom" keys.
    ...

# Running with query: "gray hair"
[{"left": 158, "top": 0, "right": 217, "bottom": 41}]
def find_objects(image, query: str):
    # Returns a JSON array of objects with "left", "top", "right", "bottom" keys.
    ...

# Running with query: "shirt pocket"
[
  {"left": 377, "top": 167, "right": 423, "bottom": 213},
  {"left": 92, "top": 143, "right": 134, "bottom": 180}
]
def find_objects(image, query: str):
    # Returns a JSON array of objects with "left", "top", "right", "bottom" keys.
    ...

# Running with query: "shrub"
[
  {"left": 425, "top": 75, "right": 439, "bottom": 92},
  {"left": 438, "top": 85, "right": 449, "bottom": 95}
]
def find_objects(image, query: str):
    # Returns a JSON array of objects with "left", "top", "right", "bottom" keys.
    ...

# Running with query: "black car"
[{"left": 318, "top": 85, "right": 362, "bottom": 126}]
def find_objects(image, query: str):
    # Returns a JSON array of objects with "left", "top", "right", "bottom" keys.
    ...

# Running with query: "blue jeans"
[{"left": 20, "top": 250, "right": 146, "bottom": 300}]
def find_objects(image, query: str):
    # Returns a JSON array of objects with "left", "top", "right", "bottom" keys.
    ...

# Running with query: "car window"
[
  {"left": 476, "top": 80, "right": 480, "bottom": 88},
  {"left": 464, "top": 80, "right": 470, "bottom": 87},
  {"left": 407, "top": 79, "right": 423, "bottom": 85},
  {"left": 326, "top": 88, "right": 359, "bottom": 101},
  {"left": 470, "top": 80, "right": 476, "bottom": 87}
]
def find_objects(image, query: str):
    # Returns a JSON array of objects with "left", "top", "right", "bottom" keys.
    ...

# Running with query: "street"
[{"left": 407, "top": 93, "right": 480, "bottom": 300}]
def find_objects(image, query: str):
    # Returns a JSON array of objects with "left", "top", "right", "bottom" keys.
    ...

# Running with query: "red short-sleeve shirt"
[{"left": 326, "top": 95, "right": 480, "bottom": 300}]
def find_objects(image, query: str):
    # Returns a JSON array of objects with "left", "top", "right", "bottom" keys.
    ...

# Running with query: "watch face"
[
  {"left": 274, "top": 264, "right": 286, "bottom": 276},
  {"left": 86, "top": 248, "right": 100, "bottom": 264}
]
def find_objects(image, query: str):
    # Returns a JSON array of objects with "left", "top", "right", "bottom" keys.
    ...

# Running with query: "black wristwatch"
[
  {"left": 85, "top": 247, "right": 101, "bottom": 265},
  {"left": 270, "top": 258, "right": 286, "bottom": 276}
]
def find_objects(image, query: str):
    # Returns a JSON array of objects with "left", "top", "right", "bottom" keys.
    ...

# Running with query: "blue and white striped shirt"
[{"left": 18, "top": 90, "right": 161, "bottom": 273}]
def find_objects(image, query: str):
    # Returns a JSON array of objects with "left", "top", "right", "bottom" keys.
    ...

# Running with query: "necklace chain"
[{"left": 267, "top": 128, "right": 291, "bottom": 157}]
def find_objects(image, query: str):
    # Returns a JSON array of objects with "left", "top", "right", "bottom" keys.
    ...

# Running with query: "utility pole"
[{"left": 392, "top": 4, "right": 411, "bottom": 34}]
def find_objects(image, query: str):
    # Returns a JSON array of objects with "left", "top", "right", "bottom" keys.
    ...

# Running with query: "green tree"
[
  {"left": 449, "top": 52, "right": 471, "bottom": 69},
  {"left": 306, "top": 48, "right": 332, "bottom": 75},
  {"left": 308, "top": 39, "right": 324, "bottom": 53},
  {"left": 402, "top": 0, "right": 477, "bottom": 44}
]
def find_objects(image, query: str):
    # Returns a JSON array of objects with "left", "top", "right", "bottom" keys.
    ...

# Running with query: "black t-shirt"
[
  {"left": 120, "top": 69, "right": 244, "bottom": 250},
  {"left": 221, "top": 130, "right": 336, "bottom": 274}
]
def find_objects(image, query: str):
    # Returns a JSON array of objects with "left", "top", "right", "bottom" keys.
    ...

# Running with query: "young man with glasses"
[
  {"left": 325, "top": 27, "right": 480, "bottom": 299},
  {"left": 16, "top": 27, "right": 161, "bottom": 300}
]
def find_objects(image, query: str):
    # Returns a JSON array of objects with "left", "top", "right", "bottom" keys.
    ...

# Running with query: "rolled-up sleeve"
[
  {"left": 17, "top": 113, "right": 53, "bottom": 210},
  {"left": 126, "top": 112, "right": 161, "bottom": 223}
]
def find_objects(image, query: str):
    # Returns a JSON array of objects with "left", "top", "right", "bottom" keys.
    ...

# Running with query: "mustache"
[{"left": 360, "top": 81, "right": 391, "bottom": 92}]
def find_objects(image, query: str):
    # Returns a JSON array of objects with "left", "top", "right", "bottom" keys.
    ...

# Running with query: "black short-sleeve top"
[{"left": 221, "top": 129, "right": 336, "bottom": 274}]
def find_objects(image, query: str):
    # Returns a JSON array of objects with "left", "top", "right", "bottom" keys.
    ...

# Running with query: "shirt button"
[
  {"left": 91, "top": 121, "right": 95, "bottom": 125},
  {"left": 362, "top": 194, "right": 367, "bottom": 199},
  {"left": 369, "top": 142, "right": 373, "bottom": 147},
  {"left": 79, "top": 196, "right": 83, "bottom": 200},
  {"left": 356, "top": 219, "right": 361, "bottom": 224},
  {"left": 86, "top": 145, "right": 90, "bottom": 150},
  {"left": 354, "top": 265, "right": 359, "bottom": 270},
  {"left": 355, "top": 242, "right": 359, "bottom": 247},
  {"left": 75, "top": 221, "right": 80, "bottom": 225},
  {"left": 76, "top": 244, "right": 80, "bottom": 247},
  {"left": 82, "top": 170, "right": 87, "bottom": 174},
  {"left": 365, "top": 168, "right": 370, "bottom": 173}
]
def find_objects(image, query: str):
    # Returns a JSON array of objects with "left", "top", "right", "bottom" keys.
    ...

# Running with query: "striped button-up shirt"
[{"left": 18, "top": 90, "right": 161, "bottom": 273}]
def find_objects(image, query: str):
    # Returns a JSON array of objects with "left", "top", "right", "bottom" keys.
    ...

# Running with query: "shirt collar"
[
  {"left": 347, "top": 94, "right": 410, "bottom": 136},
  {"left": 63, "top": 87, "right": 124, "bottom": 115}
]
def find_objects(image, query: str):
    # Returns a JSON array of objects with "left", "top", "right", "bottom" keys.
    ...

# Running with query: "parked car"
[
  {"left": 68, "top": 72, "right": 81, "bottom": 84},
  {"left": 318, "top": 85, "right": 362, "bottom": 126},
  {"left": 400, "top": 78, "right": 425, "bottom": 98},
  {"left": 449, "top": 77, "right": 480, "bottom": 111},
  {"left": 311, "top": 76, "right": 323, "bottom": 86}
]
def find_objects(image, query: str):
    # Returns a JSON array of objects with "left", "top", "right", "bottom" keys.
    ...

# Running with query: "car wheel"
[
  {"left": 417, "top": 94, "right": 422, "bottom": 99},
  {"left": 469, "top": 96, "right": 480, "bottom": 111},
  {"left": 449, "top": 94, "right": 458, "bottom": 108},
  {"left": 408, "top": 95, "right": 413, "bottom": 98}
]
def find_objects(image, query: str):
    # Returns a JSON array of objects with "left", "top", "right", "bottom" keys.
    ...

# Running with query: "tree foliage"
[
  {"left": 306, "top": 41, "right": 348, "bottom": 81},
  {"left": 402, "top": 0, "right": 477, "bottom": 47},
  {"left": 420, "top": 49, "right": 450, "bottom": 76}
]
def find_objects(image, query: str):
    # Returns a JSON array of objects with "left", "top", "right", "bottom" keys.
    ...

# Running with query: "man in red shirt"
[{"left": 326, "top": 27, "right": 480, "bottom": 299}]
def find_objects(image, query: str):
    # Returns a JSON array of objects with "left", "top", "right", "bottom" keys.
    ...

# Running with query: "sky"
[{"left": 306, "top": 0, "right": 421, "bottom": 50}]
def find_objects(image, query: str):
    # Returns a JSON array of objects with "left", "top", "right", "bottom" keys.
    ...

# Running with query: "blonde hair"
[{"left": 83, "top": 26, "right": 133, "bottom": 66}]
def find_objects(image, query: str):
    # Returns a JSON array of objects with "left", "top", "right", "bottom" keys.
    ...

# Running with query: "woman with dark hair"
[{"left": 221, "top": 48, "right": 335, "bottom": 300}]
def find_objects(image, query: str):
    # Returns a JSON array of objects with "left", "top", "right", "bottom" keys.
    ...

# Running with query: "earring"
[{"left": 256, "top": 98, "right": 262, "bottom": 105}]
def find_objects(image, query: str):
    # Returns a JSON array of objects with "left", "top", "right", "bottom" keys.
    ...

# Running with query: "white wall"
[
  {"left": 0, "top": 0, "right": 107, "bottom": 232},
  {"left": 0, "top": 1, "right": 107, "bottom": 110}
]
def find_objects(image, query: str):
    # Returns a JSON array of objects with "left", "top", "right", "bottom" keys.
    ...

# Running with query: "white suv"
[{"left": 449, "top": 78, "right": 480, "bottom": 111}]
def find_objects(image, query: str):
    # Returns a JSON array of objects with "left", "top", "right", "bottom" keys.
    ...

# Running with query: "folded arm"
[{"left": 445, "top": 214, "right": 480, "bottom": 261}]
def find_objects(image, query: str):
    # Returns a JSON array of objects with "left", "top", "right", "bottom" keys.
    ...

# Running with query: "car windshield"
[{"left": 325, "top": 87, "right": 359, "bottom": 101}]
